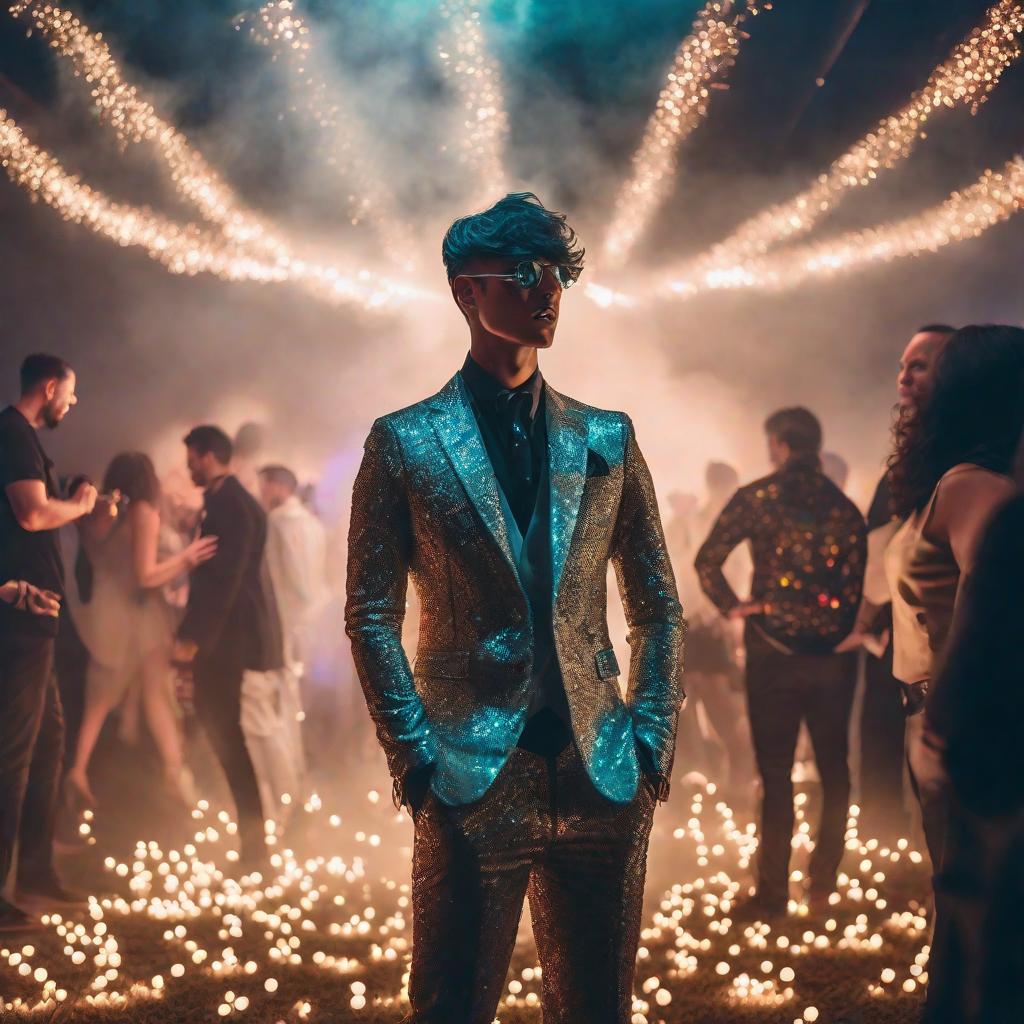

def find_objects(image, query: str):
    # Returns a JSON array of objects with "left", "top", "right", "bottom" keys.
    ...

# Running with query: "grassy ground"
[{"left": 1, "top": 738, "right": 930, "bottom": 1024}]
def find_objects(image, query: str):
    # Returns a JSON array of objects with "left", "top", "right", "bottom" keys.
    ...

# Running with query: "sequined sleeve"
[
  {"left": 345, "top": 419, "right": 439, "bottom": 786},
  {"left": 610, "top": 416, "right": 686, "bottom": 790},
  {"left": 694, "top": 489, "right": 750, "bottom": 615}
]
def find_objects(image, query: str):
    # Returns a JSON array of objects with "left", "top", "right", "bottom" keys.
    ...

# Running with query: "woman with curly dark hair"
[{"left": 884, "top": 324, "right": 1024, "bottom": 1024}]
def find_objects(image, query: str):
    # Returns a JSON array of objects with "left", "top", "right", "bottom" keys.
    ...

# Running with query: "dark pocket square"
[{"left": 586, "top": 450, "right": 610, "bottom": 477}]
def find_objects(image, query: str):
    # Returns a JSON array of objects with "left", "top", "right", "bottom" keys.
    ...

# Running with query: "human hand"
[
  {"left": 834, "top": 630, "right": 868, "bottom": 654},
  {"left": 25, "top": 585, "right": 61, "bottom": 617},
  {"left": 185, "top": 535, "right": 218, "bottom": 568},
  {"left": 72, "top": 480, "right": 98, "bottom": 516}
]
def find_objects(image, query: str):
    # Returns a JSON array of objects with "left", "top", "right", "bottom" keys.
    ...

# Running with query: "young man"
[
  {"left": 172, "top": 426, "right": 281, "bottom": 872},
  {"left": 0, "top": 354, "right": 96, "bottom": 932},
  {"left": 695, "top": 407, "right": 866, "bottom": 917},
  {"left": 345, "top": 193, "right": 685, "bottom": 1023}
]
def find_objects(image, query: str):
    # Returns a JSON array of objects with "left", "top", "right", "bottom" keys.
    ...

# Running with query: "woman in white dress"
[{"left": 65, "top": 452, "right": 216, "bottom": 806}]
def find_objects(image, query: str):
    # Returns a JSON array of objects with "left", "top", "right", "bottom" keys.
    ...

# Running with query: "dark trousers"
[
  {"left": 858, "top": 639, "right": 909, "bottom": 837},
  {"left": 193, "top": 646, "right": 265, "bottom": 860},
  {"left": 406, "top": 743, "right": 656, "bottom": 1024},
  {"left": 745, "top": 628, "right": 857, "bottom": 904},
  {"left": 0, "top": 635, "right": 64, "bottom": 891}
]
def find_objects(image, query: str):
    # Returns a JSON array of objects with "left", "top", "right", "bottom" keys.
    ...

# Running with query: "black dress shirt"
[
  {"left": 695, "top": 456, "right": 867, "bottom": 654},
  {"left": 460, "top": 352, "right": 546, "bottom": 538}
]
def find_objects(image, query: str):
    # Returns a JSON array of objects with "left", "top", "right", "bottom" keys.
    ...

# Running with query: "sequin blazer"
[{"left": 345, "top": 371, "right": 685, "bottom": 807}]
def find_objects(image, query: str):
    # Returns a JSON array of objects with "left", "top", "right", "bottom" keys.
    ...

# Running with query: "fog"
[{"left": 1, "top": 0, "right": 1022, "bottom": 524}]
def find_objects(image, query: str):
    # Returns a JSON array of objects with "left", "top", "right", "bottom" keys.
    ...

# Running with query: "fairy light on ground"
[
  {"left": 667, "top": 0, "right": 1024, "bottom": 286},
  {"left": 242, "top": 1, "right": 415, "bottom": 267},
  {"left": 662, "top": 153, "right": 1024, "bottom": 297},
  {"left": 602, "top": 0, "right": 769, "bottom": 268},
  {"left": 0, "top": 775, "right": 938, "bottom": 1019},
  {"left": 437, "top": 0, "right": 510, "bottom": 205}
]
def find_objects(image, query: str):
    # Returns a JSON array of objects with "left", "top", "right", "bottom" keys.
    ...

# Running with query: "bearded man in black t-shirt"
[{"left": 0, "top": 354, "right": 96, "bottom": 933}]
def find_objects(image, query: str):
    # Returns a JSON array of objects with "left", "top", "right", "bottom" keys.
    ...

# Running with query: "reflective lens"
[{"left": 512, "top": 260, "right": 580, "bottom": 290}]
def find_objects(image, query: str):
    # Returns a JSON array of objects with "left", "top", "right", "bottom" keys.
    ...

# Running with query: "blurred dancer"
[
  {"left": 671, "top": 465, "right": 753, "bottom": 804},
  {"left": 838, "top": 324, "right": 955, "bottom": 842},
  {"left": 64, "top": 453, "right": 216, "bottom": 809},
  {"left": 0, "top": 355, "right": 95, "bottom": 931},
  {"left": 883, "top": 325, "right": 1023, "bottom": 1023},
  {"left": 346, "top": 193, "right": 684, "bottom": 1023},
  {"left": 172, "top": 426, "right": 281, "bottom": 873},
  {"left": 696, "top": 408, "right": 866, "bottom": 916}
]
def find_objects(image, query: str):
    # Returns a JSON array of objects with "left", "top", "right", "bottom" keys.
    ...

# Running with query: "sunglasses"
[{"left": 458, "top": 259, "right": 582, "bottom": 290}]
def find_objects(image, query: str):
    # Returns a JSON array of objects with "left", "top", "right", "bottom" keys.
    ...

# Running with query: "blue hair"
[{"left": 442, "top": 192, "right": 585, "bottom": 282}]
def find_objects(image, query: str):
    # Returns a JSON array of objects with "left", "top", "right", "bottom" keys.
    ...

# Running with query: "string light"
[
  {"left": 601, "top": 0, "right": 769, "bottom": 268},
  {"left": 0, "top": 111, "right": 289, "bottom": 280},
  {"left": 437, "top": 0, "right": 510, "bottom": 206},
  {"left": 0, "top": 110, "right": 427, "bottom": 307},
  {"left": 242, "top": 2, "right": 415, "bottom": 267},
  {"left": 662, "top": 154, "right": 1024, "bottom": 297},
  {"left": 670, "top": 0, "right": 1024, "bottom": 285},
  {"left": 8, "top": 0, "right": 294, "bottom": 264}
]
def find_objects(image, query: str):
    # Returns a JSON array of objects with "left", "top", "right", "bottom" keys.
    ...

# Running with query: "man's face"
[
  {"left": 186, "top": 447, "right": 220, "bottom": 488},
  {"left": 897, "top": 331, "right": 951, "bottom": 410},
  {"left": 454, "top": 256, "right": 562, "bottom": 349},
  {"left": 42, "top": 371, "right": 77, "bottom": 429}
]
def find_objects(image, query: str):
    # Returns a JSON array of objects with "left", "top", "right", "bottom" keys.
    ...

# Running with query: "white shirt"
[{"left": 264, "top": 495, "right": 328, "bottom": 667}]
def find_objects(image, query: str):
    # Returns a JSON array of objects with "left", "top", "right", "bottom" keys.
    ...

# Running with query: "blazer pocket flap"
[
  {"left": 414, "top": 650, "right": 470, "bottom": 679},
  {"left": 594, "top": 647, "right": 620, "bottom": 680}
]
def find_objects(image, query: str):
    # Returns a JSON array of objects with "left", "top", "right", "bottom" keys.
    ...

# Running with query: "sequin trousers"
[{"left": 404, "top": 742, "right": 657, "bottom": 1024}]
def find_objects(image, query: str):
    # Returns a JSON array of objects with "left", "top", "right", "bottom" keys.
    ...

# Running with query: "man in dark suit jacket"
[{"left": 173, "top": 425, "right": 280, "bottom": 872}]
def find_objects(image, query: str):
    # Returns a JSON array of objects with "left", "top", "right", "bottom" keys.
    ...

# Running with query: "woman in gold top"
[{"left": 884, "top": 324, "right": 1024, "bottom": 1024}]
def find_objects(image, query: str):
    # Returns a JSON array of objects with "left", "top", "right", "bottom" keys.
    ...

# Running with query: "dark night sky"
[{"left": 1, "top": 0, "right": 1021, "bottom": 500}]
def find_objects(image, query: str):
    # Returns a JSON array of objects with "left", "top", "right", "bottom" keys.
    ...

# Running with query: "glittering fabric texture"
[
  {"left": 405, "top": 743, "right": 657, "bottom": 1024},
  {"left": 345, "top": 371, "right": 685, "bottom": 808},
  {"left": 694, "top": 457, "right": 866, "bottom": 654}
]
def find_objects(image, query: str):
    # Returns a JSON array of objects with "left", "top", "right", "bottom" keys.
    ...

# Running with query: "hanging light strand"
[
  {"left": 674, "top": 0, "right": 1024, "bottom": 283},
  {"left": 0, "top": 110, "right": 425, "bottom": 307},
  {"left": 662, "top": 154, "right": 1024, "bottom": 298},
  {"left": 601, "top": 0, "right": 769, "bottom": 268},
  {"left": 243, "top": 1, "right": 415, "bottom": 267},
  {"left": 9, "top": 0, "right": 292, "bottom": 263},
  {"left": 437, "top": 0, "right": 510, "bottom": 206}
]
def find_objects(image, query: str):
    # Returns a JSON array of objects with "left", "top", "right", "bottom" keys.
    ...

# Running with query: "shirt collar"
[{"left": 460, "top": 352, "right": 544, "bottom": 420}]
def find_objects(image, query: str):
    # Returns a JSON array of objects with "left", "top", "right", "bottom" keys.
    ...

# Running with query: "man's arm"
[
  {"left": 178, "top": 488, "right": 252, "bottom": 654},
  {"left": 694, "top": 490, "right": 750, "bottom": 615},
  {"left": 344, "top": 419, "right": 438, "bottom": 802},
  {"left": 5, "top": 479, "right": 96, "bottom": 531},
  {"left": 610, "top": 416, "right": 686, "bottom": 800}
]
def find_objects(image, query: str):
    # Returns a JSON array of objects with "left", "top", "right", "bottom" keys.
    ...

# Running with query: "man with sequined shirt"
[
  {"left": 695, "top": 407, "right": 866, "bottom": 918},
  {"left": 345, "top": 193, "right": 685, "bottom": 1023}
]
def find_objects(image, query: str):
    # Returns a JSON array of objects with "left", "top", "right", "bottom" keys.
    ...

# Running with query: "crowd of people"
[
  {"left": 0, "top": 357, "right": 332, "bottom": 930},
  {"left": 1, "top": 304, "right": 1022, "bottom": 1024},
  {"left": 662, "top": 322, "right": 1024, "bottom": 1022}
]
